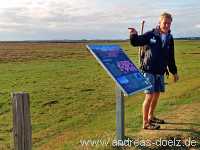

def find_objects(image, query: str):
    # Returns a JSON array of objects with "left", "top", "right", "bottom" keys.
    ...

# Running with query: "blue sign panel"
[{"left": 87, "top": 45, "right": 152, "bottom": 96}]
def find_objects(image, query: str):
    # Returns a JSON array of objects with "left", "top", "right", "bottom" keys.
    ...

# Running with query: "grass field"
[{"left": 0, "top": 40, "right": 199, "bottom": 149}]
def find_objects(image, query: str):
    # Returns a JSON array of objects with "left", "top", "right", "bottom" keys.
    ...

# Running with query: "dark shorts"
[{"left": 143, "top": 72, "right": 165, "bottom": 93}]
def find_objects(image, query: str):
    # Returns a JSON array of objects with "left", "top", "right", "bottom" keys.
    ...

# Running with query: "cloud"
[
  {"left": 0, "top": 1, "right": 68, "bottom": 32},
  {"left": 195, "top": 24, "right": 200, "bottom": 28},
  {"left": 0, "top": 0, "right": 199, "bottom": 40}
]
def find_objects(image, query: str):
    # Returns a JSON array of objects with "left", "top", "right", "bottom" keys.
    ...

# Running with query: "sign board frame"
[{"left": 86, "top": 44, "right": 152, "bottom": 96}]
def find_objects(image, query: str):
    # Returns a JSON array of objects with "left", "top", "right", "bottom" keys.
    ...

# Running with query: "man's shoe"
[
  {"left": 149, "top": 117, "right": 165, "bottom": 124},
  {"left": 143, "top": 123, "right": 160, "bottom": 130}
]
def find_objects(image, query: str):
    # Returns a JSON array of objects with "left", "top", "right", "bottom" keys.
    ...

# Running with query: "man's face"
[{"left": 159, "top": 17, "right": 172, "bottom": 33}]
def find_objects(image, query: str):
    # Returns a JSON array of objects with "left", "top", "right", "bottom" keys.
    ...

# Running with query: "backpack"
[{"left": 139, "top": 35, "right": 170, "bottom": 77}]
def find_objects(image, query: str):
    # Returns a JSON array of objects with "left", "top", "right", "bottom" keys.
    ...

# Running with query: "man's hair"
[{"left": 160, "top": 12, "right": 173, "bottom": 22}]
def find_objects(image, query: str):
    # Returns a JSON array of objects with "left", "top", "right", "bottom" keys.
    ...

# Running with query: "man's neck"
[{"left": 160, "top": 30, "right": 168, "bottom": 34}]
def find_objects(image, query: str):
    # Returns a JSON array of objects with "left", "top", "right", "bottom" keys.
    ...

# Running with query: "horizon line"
[{"left": 0, "top": 36, "right": 200, "bottom": 42}]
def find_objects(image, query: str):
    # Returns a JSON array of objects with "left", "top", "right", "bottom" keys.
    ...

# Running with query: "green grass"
[{"left": 0, "top": 41, "right": 199, "bottom": 149}]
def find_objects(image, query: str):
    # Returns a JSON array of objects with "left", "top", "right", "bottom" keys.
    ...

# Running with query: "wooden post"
[
  {"left": 12, "top": 93, "right": 32, "bottom": 150},
  {"left": 116, "top": 85, "right": 124, "bottom": 141}
]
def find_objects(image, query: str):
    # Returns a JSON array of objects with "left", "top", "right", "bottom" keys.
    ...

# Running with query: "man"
[{"left": 129, "top": 12, "right": 179, "bottom": 130}]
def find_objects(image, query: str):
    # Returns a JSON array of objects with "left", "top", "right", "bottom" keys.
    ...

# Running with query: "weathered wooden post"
[
  {"left": 116, "top": 85, "right": 124, "bottom": 141},
  {"left": 12, "top": 92, "right": 32, "bottom": 150}
]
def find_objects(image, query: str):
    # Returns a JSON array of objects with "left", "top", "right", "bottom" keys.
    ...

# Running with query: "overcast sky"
[{"left": 0, "top": 0, "right": 199, "bottom": 40}]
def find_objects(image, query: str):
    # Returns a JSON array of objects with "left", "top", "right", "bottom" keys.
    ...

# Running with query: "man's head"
[{"left": 159, "top": 12, "right": 172, "bottom": 34}]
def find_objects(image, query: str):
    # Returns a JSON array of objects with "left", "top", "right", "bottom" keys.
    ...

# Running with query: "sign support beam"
[{"left": 116, "top": 85, "right": 124, "bottom": 141}]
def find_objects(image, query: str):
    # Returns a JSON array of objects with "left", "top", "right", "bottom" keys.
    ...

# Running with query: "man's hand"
[
  {"left": 173, "top": 74, "right": 179, "bottom": 82},
  {"left": 128, "top": 28, "right": 138, "bottom": 35}
]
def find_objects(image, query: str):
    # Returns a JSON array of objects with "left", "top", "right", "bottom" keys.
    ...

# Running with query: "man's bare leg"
[
  {"left": 148, "top": 92, "right": 160, "bottom": 121},
  {"left": 143, "top": 93, "right": 153, "bottom": 127}
]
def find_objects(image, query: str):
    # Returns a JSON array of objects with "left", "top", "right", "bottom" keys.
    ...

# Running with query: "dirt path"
[{"left": 129, "top": 102, "right": 200, "bottom": 149}]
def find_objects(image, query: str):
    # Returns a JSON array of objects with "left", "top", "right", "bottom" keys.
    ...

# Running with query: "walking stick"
[{"left": 138, "top": 20, "right": 145, "bottom": 65}]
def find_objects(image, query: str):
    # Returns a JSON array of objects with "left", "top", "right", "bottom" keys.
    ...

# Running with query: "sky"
[{"left": 0, "top": 0, "right": 199, "bottom": 40}]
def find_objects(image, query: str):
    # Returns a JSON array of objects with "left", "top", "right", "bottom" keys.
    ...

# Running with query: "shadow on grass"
[
  {"left": 159, "top": 128, "right": 200, "bottom": 140},
  {"left": 165, "top": 121, "right": 200, "bottom": 127},
  {"left": 162, "top": 121, "right": 200, "bottom": 137}
]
